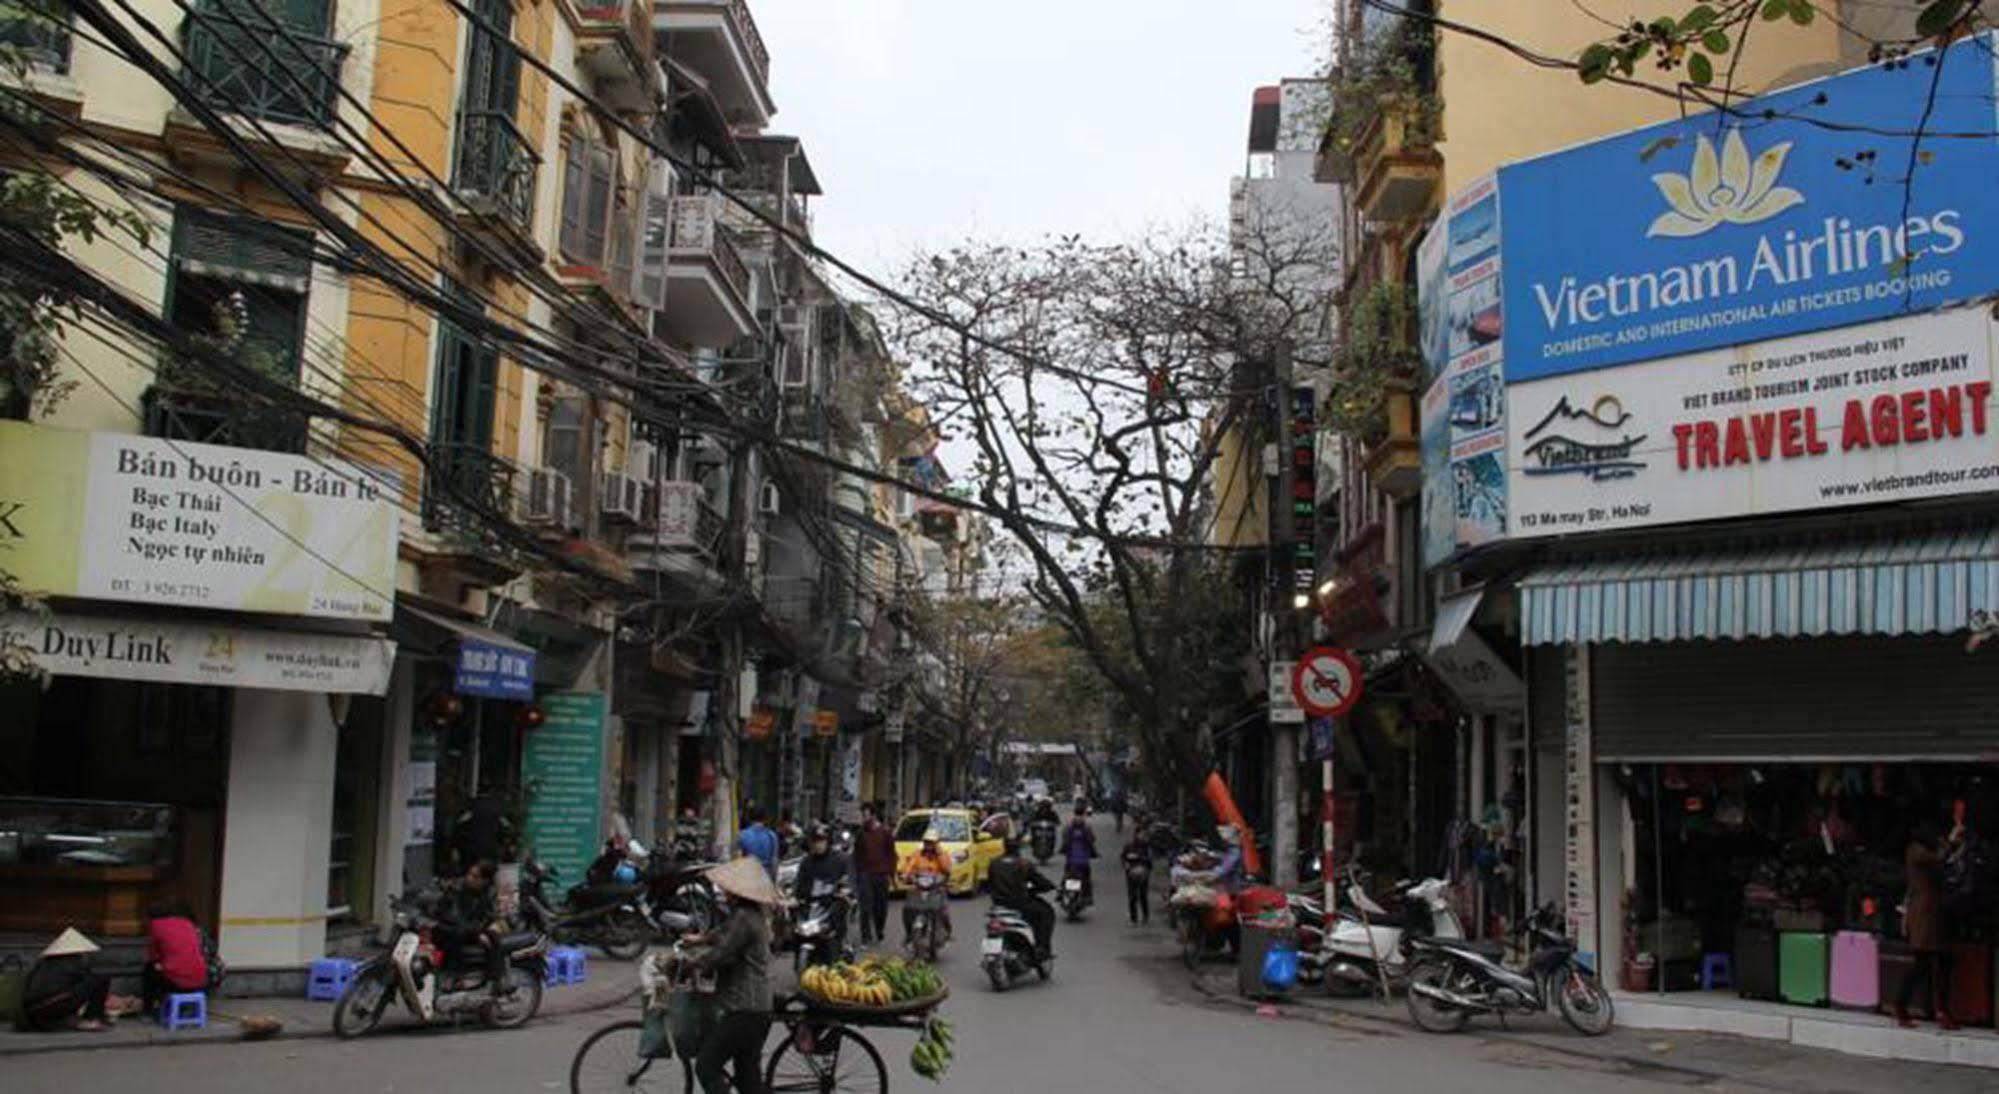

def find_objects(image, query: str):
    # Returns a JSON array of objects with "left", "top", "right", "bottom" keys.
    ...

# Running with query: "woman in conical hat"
[
  {"left": 20, "top": 928, "right": 112, "bottom": 1032},
  {"left": 686, "top": 856, "right": 777, "bottom": 1092}
]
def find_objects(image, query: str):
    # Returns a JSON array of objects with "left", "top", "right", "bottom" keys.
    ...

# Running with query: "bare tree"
[{"left": 889, "top": 217, "right": 1338, "bottom": 801}]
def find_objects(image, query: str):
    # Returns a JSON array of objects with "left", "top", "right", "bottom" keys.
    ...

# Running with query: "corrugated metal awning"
[{"left": 1521, "top": 525, "right": 1999, "bottom": 645}]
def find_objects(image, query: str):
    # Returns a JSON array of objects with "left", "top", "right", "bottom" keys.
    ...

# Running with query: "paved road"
[{"left": 7, "top": 818, "right": 1697, "bottom": 1093}]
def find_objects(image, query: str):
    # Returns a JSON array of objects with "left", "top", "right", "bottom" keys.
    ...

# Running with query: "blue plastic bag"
[{"left": 1261, "top": 944, "right": 1300, "bottom": 991}]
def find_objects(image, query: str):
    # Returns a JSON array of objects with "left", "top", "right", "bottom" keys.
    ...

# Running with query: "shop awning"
[
  {"left": 395, "top": 604, "right": 536, "bottom": 700},
  {"left": 1428, "top": 588, "right": 1483, "bottom": 654},
  {"left": 1520, "top": 524, "right": 1999, "bottom": 646},
  {"left": 1424, "top": 588, "right": 1524, "bottom": 712}
]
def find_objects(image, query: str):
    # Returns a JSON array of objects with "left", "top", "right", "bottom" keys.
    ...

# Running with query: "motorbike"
[
  {"left": 1057, "top": 867, "right": 1091, "bottom": 921},
  {"left": 642, "top": 842, "right": 719, "bottom": 941},
  {"left": 517, "top": 857, "right": 651, "bottom": 960},
  {"left": 1029, "top": 818, "right": 1058, "bottom": 863},
  {"left": 904, "top": 869, "right": 951, "bottom": 961},
  {"left": 332, "top": 894, "right": 546, "bottom": 1039},
  {"left": 788, "top": 887, "right": 854, "bottom": 973},
  {"left": 1299, "top": 873, "right": 1465, "bottom": 996},
  {"left": 1405, "top": 903, "right": 1614, "bottom": 1036},
  {"left": 980, "top": 903, "right": 1051, "bottom": 991}
]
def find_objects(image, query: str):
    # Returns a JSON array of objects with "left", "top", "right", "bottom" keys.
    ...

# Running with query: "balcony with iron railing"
[
  {"left": 182, "top": 4, "right": 348, "bottom": 128},
  {"left": 658, "top": 0, "right": 773, "bottom": 126},
  {"left": 0, "top": 2, "right": 73, "bottom": 74},
  {"left": 422, "top": 442, "right": 523, "bottom": 575},
  {"left": 658, "top": 192, "right": 754, "bottom": 347},
  {"left": 576, "top": 0, "right": 655, "bottom": 113},
  {"left": 627, "top": 480, "right": 727, "bottom": 583},
  {"left": 452, "top": 108, "right": 541, "bottom": 257}
]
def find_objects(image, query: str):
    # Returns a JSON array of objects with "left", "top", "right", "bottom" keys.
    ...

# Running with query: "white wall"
[{"left": 217, "top": 689, "right": 338, "bottom": 968}]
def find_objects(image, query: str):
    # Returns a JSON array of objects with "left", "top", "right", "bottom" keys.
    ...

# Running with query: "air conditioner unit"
[
  {"left": 758, "top": 481, "right": 782, "bottom": 516},
  {"left": 524, "top": 467, "right": 575, "bottom": 529},
  {"left": 600, "top": 471, "right": 641, "bottom": 522},
  {"left": 629, "top": 439, "right": 658, "bottom": 481}
]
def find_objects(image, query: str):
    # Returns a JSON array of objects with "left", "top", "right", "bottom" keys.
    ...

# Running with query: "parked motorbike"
[
  {"left": 642, "top": 844, "right": 719, "bottom": 941},
  {"left": 332, "top": 894, "right": 545, "bottom": 1039},
  {"left": 789, "top": 887, "right": 855, "bottom": 973},
  {"left": 904, "top": 870, "right": 951, "bottom": 961},
  {"left": 1298, "top": 873, "right": 1465, "bottom": 996},
  {"left": 1029, "top": 818, "right": 1058, "bottom": 863},
  {"left": 1404, "top": 903, "right": 1614, "bottom": 1036},
  {"left": 517, "top": 857, "right": 651, "bottom": 960},
  {"left": 1057, "top": 867, "right": 1091, "bottom": 922},
  {"left": 980, "top": 904, "right": 1051, "bottom": 991}
]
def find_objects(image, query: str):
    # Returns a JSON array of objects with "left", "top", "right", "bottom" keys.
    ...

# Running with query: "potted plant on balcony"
[
  {"left": 1324, "top": 282, "right": 1423, "bottom": 495},
  {"left": 1320, "top": 18, "right": 1440, "bottom": 184}
]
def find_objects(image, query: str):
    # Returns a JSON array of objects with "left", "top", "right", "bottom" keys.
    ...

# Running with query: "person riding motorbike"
[
  {"left": 1060, "top": 804, "right": 1098, "bottom": 904},
  {"left": 988, "top": 834, "right": 1057, "bottom": 959},
  {"left": 898, "top": 829, "right": 956, "bottom": 945},
  {"left": 434, "top": 860, "right": 505, "bottom": 988},
  {"left": 1031, "top": 798, "right": 1059, "bottom": 826},
  {"left": 791, "top": 822, "right": 852, "bottom": 947}
]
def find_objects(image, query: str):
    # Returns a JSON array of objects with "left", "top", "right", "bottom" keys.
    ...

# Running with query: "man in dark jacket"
[
  {"left": 435, "top": 860, "right": 502, "bottom": 986},
  {"left": 791, "top": 822, "right": 851, "bottom": 951},
  {"left": 989, "top": 836, "right": 1057, "bottom": 959},
  {"left": 853, "top": 804, "right": 896, "bottom": 945}
]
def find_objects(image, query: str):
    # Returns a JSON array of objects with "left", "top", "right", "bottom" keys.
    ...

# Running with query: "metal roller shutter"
[{"left": 1592, "top": 635, "right": 1999, "bottom": 761}]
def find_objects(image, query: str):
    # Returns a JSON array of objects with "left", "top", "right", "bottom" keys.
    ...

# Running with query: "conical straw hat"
[
  {"left": 41, "top": 927, "right": 100, "bottom": 957},
  {"left": 706, "top": 855, "right": 782, "bottom": 906}
]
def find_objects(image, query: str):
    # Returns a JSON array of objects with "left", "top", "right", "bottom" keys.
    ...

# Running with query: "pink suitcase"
[{"left": 1830, "top": 930, "right": 1880, "bottom": 1010}]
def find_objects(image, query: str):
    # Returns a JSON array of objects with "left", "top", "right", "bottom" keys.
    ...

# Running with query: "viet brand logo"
[
  {"left": 1522, "top": 396, "right": 1648, "bottom": 482},
  {"left": 0, "top": 500, "right": 21, "bottom": 538},
  {"left": 1647, "top": 129, "right": 1803, "bottom": 239}
]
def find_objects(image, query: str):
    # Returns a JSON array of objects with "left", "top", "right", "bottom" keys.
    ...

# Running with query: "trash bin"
[{"left": 1237, "top": 922, "right": 1298, "bottom": 1000}]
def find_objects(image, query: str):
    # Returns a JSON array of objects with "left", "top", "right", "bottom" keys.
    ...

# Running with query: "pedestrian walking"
[
  {"left": 1121, "top": 830, "right": 1152, "bottom": 924},
  {"left": 687, "top": 856, "right": 779, "bottom": 1094},
  {"left": 854, "top": 803, "right": 896, "bottom": 945},
  {"left": 737, "top": 805, "right": 779, "bottom": 880}
]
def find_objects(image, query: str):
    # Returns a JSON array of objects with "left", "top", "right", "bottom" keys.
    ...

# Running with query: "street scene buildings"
[{"left": 7, "top": 1, "right": 1999, "bottom": 1090}]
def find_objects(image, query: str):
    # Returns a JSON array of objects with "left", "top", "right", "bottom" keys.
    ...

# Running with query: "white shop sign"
[
  {"left": 1507, "top": 307, "right": 1999, "bottom": 538},
  {"left": 1, "top": 611, "right": 395, "bottom": 694}
]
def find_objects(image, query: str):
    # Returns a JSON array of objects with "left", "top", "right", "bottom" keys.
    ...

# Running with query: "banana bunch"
[
  {"left": 856, "top": 955, "right": 944, "bottom": 1001},
  {"left": 798, "top": 962, "right": 894, "bottom": 1007},
  {"left": 910, "top": 1017, "right": 954, "bottom": 1082}
]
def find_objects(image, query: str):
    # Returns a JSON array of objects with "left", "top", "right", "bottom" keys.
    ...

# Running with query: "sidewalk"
[
  {"left": 0, "top": 959, "right": 641, "bottom": 1058},
  {"left": 1190, "top": 965, "right": 1998, "bottom": 1093}
]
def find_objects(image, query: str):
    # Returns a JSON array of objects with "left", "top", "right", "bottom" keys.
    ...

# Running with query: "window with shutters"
[
  {"left": 0, "top": 0, "right": 73, "bottom": 73},
  {"left": 153, "top": 207, "right": 313, "bottom": 449},
  {"left": 559, "top": 133, "right": 617, "bottom": 269},
  {"left": 634, "top": 159, "right": 674, "bottom": 310},
  {"left": 451, "top": 0, "right": 534, "bottom": 231},
  {"left": 424, "top": 289, "right": 511, "bottom": 530}
]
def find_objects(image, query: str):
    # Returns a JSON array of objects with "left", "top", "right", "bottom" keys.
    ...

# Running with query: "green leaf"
[
  {"left": 1787, "top": 0, "right": 1815, "bottom": 24},
  {"left": 1703, "top": 29, "right": 1732, "bottom": 53},
  {"left": 1682, "top": 5, "right": 1717, "bottom": 32},
  {"left": 1917, "top": 0, "right": 1966, "bottom": 37},
  {"left": 1761, "top": 0, "right": 1789, "bottom": 19},
  {"left": 1579, "top": 42, "right": 1613, "bottom": 83},
  {"left": 1651, "top": 15, "right": 1678, "bottom": 36},
  {"left": 1689, "top": 52, "right": 1715, "bottom": 85}
]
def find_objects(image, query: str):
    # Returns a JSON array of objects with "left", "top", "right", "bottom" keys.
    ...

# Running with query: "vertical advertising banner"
[
  {"left": 523, "top": 692, "right": 607, "bottom": 886},
  {"left": 1421, "top": 176, "right": 1509, "bottom": 566}
]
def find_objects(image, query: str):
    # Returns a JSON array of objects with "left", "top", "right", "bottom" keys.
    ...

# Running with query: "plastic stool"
[
  {"left": 546, "top": 946, "right": 586, "bottom": 987},
  {"left": 306, "top": 957, "right": 359, "bottom": 1001},
  {"left": 160, "top": 992, "right": 207, "bottom": 1030},
  {"left": 1700, "top": 952, "right": 1733, "bottom": 991}
]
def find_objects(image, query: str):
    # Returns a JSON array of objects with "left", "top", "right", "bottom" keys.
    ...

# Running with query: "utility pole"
[
  {"left": 1270, "top": 340, "right": 1300, "bottom": 890},
  {"left": 711, "top": 438, "right": 755, "bottom": 860}
]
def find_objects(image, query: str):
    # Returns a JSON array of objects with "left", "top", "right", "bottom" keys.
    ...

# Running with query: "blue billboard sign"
[
  {"left": 455, "top": 637, "right": 536, "bottom": 700},
  {"left": 1498, "top": 35, "right": 1999, "bottom": 383}
]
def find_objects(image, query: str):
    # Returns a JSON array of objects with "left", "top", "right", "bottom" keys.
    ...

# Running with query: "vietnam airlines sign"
[{"left": 1499, "top": 34, "right": 1999, "bottom": 383}]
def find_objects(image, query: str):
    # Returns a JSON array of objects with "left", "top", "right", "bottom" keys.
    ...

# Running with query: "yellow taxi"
[{"left": 891, "top": 808, "right": 1002, "bottom": 895}]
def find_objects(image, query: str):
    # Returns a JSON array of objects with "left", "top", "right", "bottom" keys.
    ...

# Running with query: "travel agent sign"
[
  {"left": 1499, "top": 34, "right": 1999, "bottom": 384},
  {"left": 0, "top": 421, "right": 398, "bottom": 621}
]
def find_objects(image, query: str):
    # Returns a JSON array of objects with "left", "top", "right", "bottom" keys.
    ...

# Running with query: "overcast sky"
[{"left": 753, "top": 0, "right": 1331, "bottom": 274}]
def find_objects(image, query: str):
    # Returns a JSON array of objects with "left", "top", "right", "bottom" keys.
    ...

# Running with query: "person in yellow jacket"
[{"left": 897, "top": 829, "right": 955, "bottom": 945}]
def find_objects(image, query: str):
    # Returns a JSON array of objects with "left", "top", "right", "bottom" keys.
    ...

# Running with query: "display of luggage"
[
  {"left": 1780, "top": 931, "right": 1829, "bottom": 1006},
  {"left": 1950, "top": 942, "right": 1993, "bottom": 1027},
  {"left": 1736, "top": 925, "right": 1779, "bottom": 1001},
  {"left": 1829, "top": 930, "right": 1879, "bottom": 1010},
  {"left": 1878, "top": 940, "right": 1915, "bottom": 1016}
]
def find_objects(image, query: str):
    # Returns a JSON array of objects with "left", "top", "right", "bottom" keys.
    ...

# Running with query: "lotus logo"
[{"left": 1647, "top": 129, "right": 1803, "bottom": 238}]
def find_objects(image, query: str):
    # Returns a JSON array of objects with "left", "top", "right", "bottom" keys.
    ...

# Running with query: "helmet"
[
  {"left": 921, "top": 827, "right": 942, "bottom": 844},
  {"left": 1003, "top": 833, "right": 1024, "bottom": 853},
  {"left": 806, "top": 822, "right": 831, "bottom": 850},
  {"left": 613, "top": 862, "right": 640, "bottom": 885}
]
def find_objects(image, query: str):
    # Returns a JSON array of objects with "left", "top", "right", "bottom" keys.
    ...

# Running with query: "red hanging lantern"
[
  {"left": 697, "top": 761, "right": 718, "bottom": 797},
  {"left": 518, "top": 703, "right": 545, "bottom": 730}
]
